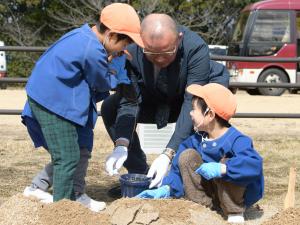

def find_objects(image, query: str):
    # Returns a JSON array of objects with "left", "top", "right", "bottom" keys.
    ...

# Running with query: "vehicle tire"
[
  {"left": 289, "top": 89, "right": 298, "bottom": 94},
  {"left": 246, "top": 89, "right": 260, "bottom": 95},
  {"left": 257, "top": 68, "right": 288, "bottom": 96}
]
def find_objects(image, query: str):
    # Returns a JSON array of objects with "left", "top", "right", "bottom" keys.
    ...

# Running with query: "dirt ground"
[{"left": 0, "top": 89, "right": 300, "bottom": 224}]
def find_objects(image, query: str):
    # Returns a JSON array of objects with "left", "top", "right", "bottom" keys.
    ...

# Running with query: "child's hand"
[
  {"left": 135, "top": 185, "right": 170, "bottom": 199},
  {"left": 195, "top": 162, "right": 222, "bottom": 180}
]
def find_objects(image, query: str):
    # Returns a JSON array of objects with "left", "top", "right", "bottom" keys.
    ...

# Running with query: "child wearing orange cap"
[
  {"left": 21, "top": 3, "right": 143, "bottom": 212},
  {"left": 137, "top": 83, "right": 264, "bottom": 223}
]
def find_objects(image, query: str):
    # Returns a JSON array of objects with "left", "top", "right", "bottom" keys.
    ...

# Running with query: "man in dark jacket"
[{"left": 101, "top": 14, "right": 229, "bottom": 192}]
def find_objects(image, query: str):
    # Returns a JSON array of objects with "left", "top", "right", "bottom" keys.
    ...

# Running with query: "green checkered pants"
[{"left": 28, "top": 97, "right": 80, "bottom": 201}]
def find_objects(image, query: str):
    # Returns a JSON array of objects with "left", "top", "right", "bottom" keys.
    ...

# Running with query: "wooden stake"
[{"left": 284, "top": 167, "right": 296, "bottom": 210}]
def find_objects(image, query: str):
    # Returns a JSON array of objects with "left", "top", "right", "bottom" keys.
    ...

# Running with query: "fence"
[{"left": 1, "top": 46, "right": 300, "bottom": 118}]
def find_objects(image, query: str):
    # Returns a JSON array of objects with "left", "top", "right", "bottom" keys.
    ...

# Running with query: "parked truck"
[{"left": 227, "top": 0, "right": 300, "bottom": 96}]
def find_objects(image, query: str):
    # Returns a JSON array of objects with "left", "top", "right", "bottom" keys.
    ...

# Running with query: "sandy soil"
[
  {"left": 0, "top": 89, "right": 300, "bottom": 224},
  {"left": 0, "top": 194, "right": 290, "bottom": 225}
]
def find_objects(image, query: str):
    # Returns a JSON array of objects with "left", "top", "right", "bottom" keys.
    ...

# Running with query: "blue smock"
[
  {"left": 162, "top": 126, "right": 264, "bottom": 207},
  {"left": 25, "top": 24, "right": 119, "bottom": 127},
  {"left": 22, "top": 24, "right": 129, "bottom": 151}
]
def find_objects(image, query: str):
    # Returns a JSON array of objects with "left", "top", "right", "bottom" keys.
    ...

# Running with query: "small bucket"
[{"left": 119, "top": 173, "right": 151, "bottom": 197}]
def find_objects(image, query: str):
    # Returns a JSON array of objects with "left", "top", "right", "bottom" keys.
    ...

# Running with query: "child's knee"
[{"left": 178, "top": 148, "right": 202, "bottom": 169}]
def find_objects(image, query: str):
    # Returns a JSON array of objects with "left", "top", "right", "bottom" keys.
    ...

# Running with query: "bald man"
[{"left": 101, "top": 14, "right": 229, "bottom": 197}]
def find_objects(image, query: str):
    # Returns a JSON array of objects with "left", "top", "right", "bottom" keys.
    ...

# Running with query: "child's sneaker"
[
  {"left": 227, "top": 213, "right": 245, "bottom": 223},
  {"left": 76, "top": 193, "right": 106, "bottom": 212},
  {"left": 23, "top": 185, "right": 53, "bottom": 203}
]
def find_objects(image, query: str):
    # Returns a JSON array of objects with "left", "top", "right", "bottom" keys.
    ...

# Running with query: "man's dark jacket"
[{"left": 115, "top": 26, "right": 229, "bottom": 151}]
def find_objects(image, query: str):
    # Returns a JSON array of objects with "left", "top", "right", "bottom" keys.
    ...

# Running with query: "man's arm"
[
  {"left": 167, "top": 30, "right": 210, "bottom": 151},
  {"left": 166, "top": 92, "right": 194, "bottom": 151},
  {"left": 114, "top": 59, "right": 142, "bottom": 143},
  {"left": 104, "top": 57, "right": 142, "bottom": 176}
]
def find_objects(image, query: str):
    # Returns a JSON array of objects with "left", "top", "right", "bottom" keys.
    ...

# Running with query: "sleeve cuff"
[{"left": 115, "top": 137, "right": 130, "bottom": 147}]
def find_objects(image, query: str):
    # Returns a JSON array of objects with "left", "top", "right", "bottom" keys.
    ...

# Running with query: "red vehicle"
[{"left": 227, "top": 0, "right": 300, "bottom": 95}]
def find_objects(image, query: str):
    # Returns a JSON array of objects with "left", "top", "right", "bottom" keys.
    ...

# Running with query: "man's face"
[{"left": 141, "top": 32, "right": 181, "bottom": 68}]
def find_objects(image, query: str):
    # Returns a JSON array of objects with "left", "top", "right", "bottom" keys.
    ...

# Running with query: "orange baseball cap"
[
  {"left": 186, "top": 83, "right": 237, "bottom": 121},
  {"left": 100, "top": 3, "right": 144, "bottom": 48}
]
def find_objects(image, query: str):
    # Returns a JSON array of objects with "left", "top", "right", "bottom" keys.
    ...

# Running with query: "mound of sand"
[
  {"left": 0, "top": 194, "right": 225, "bottom": 225},
  {"left": 106, "top": 198, "right": 225, "bottom": 225},
  {"left": 38, "top": 199, "right": 110, "bottom": 225},
  {"left": 3, "top": 193, "right": 289, "bottom": 225},
  {"left": 262, "top": 207, "right": 300, "bottom": 225},
  {"left": 0, "top": 194, "right": 40, "bottom": 225}
]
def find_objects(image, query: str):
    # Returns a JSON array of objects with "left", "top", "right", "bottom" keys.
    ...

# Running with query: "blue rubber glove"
[
  {"left": 135, "top": 185, "right": 170, "bottom": 199},
  {"left": 108, "top": 55, "right": 130, "bottom": 86},
  {"left": 195, "top": 162, "right": 222, "bottom": 180}
]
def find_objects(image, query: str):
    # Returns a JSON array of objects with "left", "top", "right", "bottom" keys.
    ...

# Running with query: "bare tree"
[
  {"left": 47, "top": 0, "right": 106, "bottom": 31},
  {"left": 47, "top": 0, "right": 162, "bottom": 32},
  {"left": 0, "top": 2, "right": 47, "bottom": 47},
  {"left": 0, "top": 2, "right": 47, "bottom": 65},
  {"left": 134, "top": 0, "right": 161, "bottom": 17},
  {"left": 171, "top": 3, "right": 239, "bottom": 44}
]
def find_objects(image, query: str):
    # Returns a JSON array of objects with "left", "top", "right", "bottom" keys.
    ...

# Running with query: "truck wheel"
[
  {"left": 246, "top": 89, "right": 260, "bottom": 95},
  {"left": 289, "top": 89, "right": 298, "bottom": 94},
  {"left": 257, "top": 68, "right": 288, "bottom": 96}
]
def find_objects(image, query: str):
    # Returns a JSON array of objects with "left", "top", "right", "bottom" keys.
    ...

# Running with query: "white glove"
[
  {"left": 105, "top": 146, "right": 128, "bottom": 176},
  {"left": 147, "top": 154, "right": 170, "bottom": 188}
]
